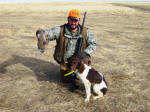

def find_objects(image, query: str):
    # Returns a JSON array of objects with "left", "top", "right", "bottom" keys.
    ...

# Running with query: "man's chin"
[
  {"left": 71, "top": 26, "right": 77, "bottom": 30},
  {"left": 71, "top": 28, "right": 76, "bottom": 30}
]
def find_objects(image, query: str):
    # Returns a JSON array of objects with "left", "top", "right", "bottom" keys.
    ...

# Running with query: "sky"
[{"left": 0, "top": 0, "right": 150, "bottom": 2}]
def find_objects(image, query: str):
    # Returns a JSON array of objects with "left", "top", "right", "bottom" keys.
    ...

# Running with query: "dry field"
[{"left": 0, "top": 2, "right": 150, "bottom": 112}]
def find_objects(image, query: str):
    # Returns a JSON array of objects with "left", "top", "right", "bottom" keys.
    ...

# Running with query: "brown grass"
[{"left": 0, "top": 2, "right": 150, "bottom": 112}]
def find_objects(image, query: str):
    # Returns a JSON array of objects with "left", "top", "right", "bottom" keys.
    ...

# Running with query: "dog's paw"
[
  {"left": 93, "top": 96, "right": 100, "bottom": 100},
  {"left": 84, "top": 98, "right": 90, "bottom": 102},
  {"left": 93, "top": 95, "right": 103, "bottom": 100}
]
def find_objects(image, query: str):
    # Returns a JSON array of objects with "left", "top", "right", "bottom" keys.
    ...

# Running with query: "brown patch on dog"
[
  {"left": 68, "top": 56, "right": 80, "bottom": 72},
  {"left": 86, "top": 68, "right": 102, "bottom": 84},
  {"left": 77, "top": 53, "right": 91, "bottom": 66}
]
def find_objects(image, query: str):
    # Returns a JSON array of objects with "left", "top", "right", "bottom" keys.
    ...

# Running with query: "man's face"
[{"left": 68, "top": 17, "right": 80, "bottom": 30}]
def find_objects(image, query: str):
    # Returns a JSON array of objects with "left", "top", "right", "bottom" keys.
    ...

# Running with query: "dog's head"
[
  {"left": 68, "top": 56, "right": 80, "bottom": 72},
  {"left": 68, "top": 53, "right": 91, "bottom": 73}
]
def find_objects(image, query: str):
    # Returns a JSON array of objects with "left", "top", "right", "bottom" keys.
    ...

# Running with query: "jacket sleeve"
[
  {"left": 84, "top": 29, "right": 98, "bottom": 55},
  {"left": 44, "top": 26, "right": 61, "bottom": 41}
]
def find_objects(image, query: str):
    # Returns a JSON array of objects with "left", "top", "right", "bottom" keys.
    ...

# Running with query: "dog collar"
[{"left": 64, "top": 69, "right": 78, "bottom": 77}]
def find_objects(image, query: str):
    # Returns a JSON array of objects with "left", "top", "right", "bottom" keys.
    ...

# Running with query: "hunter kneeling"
[{"left": 36, "top": 9, "right": 97, "bottom": 92}]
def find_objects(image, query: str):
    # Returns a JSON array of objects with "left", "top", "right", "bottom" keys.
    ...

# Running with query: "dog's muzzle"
[{"left": 38, "top": 47, "right": 45, "bottom": 53}]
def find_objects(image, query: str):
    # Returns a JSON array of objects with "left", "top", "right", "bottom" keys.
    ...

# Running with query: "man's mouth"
[
  {"left": 71, "top": 24, "right": 75, "bottom": 27},
  {"left": 71, "top": 24, "right": 77, "bottom": 29}
]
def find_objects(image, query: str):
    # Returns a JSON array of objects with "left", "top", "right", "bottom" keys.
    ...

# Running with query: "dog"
[{"left": 69, "top": 55, "right": 107, "bottom": 102}]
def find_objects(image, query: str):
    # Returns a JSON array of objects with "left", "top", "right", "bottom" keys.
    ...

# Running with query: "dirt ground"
[{"left": 0, "top": 2, "right": 150, "bottom": 112}]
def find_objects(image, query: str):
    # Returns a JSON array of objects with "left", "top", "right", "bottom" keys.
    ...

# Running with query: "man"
[{"left": 36, "top": 9, "right": 97, "bottom": 92}]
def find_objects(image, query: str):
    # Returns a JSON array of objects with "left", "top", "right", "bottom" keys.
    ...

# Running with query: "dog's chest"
[
  {"left": 77, "top": 66, "right": 91, "bottom": 83},
  {"left": 77, "top": 64, "right": 104, "bottom": 84}
]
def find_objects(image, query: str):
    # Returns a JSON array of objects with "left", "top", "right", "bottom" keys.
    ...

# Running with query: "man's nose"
[{"left": 72, "top": 21, "right": 76, "bottom": 24}]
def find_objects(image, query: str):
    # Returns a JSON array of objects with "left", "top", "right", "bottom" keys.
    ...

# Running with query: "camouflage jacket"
[{"left": 44, "top": 24, "right": 97, "bottom": 63}]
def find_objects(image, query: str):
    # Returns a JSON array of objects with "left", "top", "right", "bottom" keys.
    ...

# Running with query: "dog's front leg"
[{"left": 84, "top": 83, "right": 91, "bottom": 102}]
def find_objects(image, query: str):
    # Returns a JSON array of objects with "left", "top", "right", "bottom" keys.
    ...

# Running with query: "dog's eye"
[
  {"left": 70, "top": 62, "right": 76, "bottom": 65},
  {"left": 73, "top": 62, "right": 76, "bottom": 64}
]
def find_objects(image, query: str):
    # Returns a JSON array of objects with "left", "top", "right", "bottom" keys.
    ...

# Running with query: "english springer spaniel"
[{"left": 69, "top": 55, "right": 107, "bottom": 102}]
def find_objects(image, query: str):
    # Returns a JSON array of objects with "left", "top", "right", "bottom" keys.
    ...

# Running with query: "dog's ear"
[
  {"left": 88, "top": 60, "right": 91, "bottom": 65},
  {"left": 79, "top": 60, "right": 84, "bottom": 65},
  {"left": 78, "top": 60, "right": 85, "bottom": 74}
]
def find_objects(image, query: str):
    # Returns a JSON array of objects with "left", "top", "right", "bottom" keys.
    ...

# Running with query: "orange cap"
[{"left": 68, "top": 9, "right": 80, "bottom": 18}]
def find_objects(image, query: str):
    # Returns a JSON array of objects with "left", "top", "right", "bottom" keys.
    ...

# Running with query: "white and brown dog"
[{"left": 69, "top": 54, "right": 107, "bottom": 102}]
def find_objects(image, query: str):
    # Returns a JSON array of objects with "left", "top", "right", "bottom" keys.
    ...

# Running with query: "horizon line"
[{"left": 0, "top": 0, "right": 150, "bottom": 3}]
